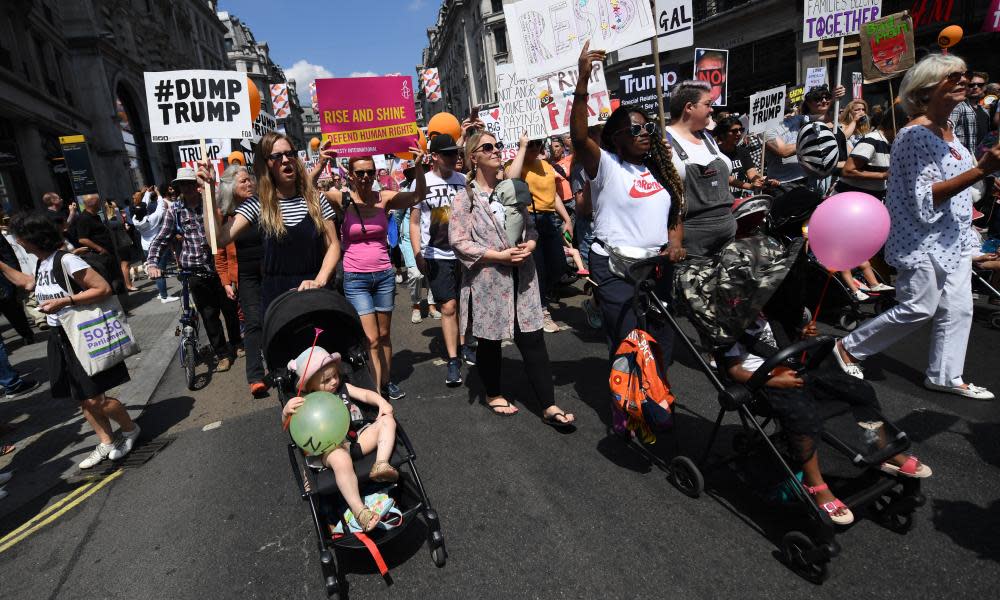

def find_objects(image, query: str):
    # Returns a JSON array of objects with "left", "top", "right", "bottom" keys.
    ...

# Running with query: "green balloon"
[{"left": 289, "top": 391, "right": 350, "bottom": 455}]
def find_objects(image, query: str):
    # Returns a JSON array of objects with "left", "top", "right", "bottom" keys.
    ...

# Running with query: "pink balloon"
[{"left": 808, "top": 192, "right": 890, "bottom": 271}]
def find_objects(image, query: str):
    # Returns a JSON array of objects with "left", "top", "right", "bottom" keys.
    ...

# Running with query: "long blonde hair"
[
  {"left": 838, "top": 99, "right": 871, "bottom": 136},
  {"left": 252, "top": 131, "right": 324, "bottom": 238}
]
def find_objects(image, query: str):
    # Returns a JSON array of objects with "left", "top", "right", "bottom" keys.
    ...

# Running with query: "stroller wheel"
[
  {"left": 325, "top": 575, "right": 339, "bottom": 598},
  {"left": 990, "top": 312, "right": 1000, "bottom": 329},
  {"left": 431, "top": 544, "right": 448, "bottom": 568},
  {"left": 669, "top": 456, "right": 704, "bottom": 498},
  {"left": 781, "top": 531, "right": 831, "bottom": 583},
  {"left": 838, "top": 313, "right": 859, "bottom": 331}
]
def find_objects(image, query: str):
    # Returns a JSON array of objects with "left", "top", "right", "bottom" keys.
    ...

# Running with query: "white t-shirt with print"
[
  {"left": 35, "top": 253, "right": 90, "bottom": 327},
  {"left": 724, "top": 316, "right": 773, "bottom": 373},
  {"left": 418, "top": 170, "right": 466, "bottom": 260},
  {"left": 665, "top": 126, "right": 733, "bottom": 182},
  {"left": 587, "top": 149, "right": 673, "bottom": 257}
]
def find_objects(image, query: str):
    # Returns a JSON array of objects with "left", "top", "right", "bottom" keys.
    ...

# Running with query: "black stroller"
[
  {"left": 765, "top": 184, "right": 895, "bottom": 331},
  {"left": 262, "top": 289, "right": 446, "bottom": 598},
  {"left": 659, "top": 235, "right": 924, "bottom": 582}
]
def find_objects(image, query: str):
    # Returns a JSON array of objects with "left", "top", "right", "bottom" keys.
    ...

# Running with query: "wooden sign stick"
[{"left": 199, "top": 138, "right": 219, "bottom": 253}]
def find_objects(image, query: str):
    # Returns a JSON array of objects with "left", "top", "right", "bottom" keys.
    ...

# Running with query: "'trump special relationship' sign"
[
  {"left": 316, "top": 75, "right": 418, "bottom": 156},
  {"left": 618, "top": 63, "right": 681, "bottom": 115},
  {"left": 504, "top": 0, "right": 657, "bottom": 80},
  {"left": 748, "top": 86, "right": 787, "bottom": 135},
  {"left": 143, "top": 70, "right": 252, "bottom": 142},
  {"left": 803, "top": 0, "right": 882, "bottom": 43}
]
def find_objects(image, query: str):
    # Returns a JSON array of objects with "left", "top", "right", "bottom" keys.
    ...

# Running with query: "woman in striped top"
[{"left": 836, "top": 103, "right": 900, "bottom": 201}]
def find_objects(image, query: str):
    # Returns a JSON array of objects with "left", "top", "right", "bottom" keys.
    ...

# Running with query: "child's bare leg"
[
  {"left": 860, "top": 261, "right": 880, "bottom": 287},
  {"left": 358, "top": 417, "right": 399, "bottom": 478},
  {"left": 839, "top": 270, "right": 859, "bottom": 291},
  {"left": 568, "top": 248, "right": 585, "bottom": 272},
  {"left": 325, "top": 447, "right": 366, "bottom": 516}
]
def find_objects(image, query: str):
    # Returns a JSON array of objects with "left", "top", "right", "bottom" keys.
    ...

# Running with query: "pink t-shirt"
[{"left": 342, "top": 206, "right": 391, "bottom": 273}]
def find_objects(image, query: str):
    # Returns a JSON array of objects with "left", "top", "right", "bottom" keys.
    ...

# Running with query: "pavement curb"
[{"left": 118, "top": 304, "right": 183, "bottom": 414}]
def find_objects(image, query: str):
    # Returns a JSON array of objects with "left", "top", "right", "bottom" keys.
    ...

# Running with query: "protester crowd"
[{"left": 0, "top": 43, "right": 998, "bottom": 528}]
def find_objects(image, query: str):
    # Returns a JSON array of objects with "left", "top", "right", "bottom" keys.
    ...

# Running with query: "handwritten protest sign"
[
  {"left": 495, "top": 64, "right": 546, "bottom": 158},
  {"left": 859, "top": 11, "right": 915, "bottom": 83},
  {"left": 316, "top": 75, "right": 418, "bottom": 156},
  {"left": 805, "top": 67, "right": 827, "bottom": 90},
  {"left": 177, "top": 139, "right": 231, "bottom": 163},
  {"left": 504, "top": 0, "right": 656, "bottom": 80},
  {"left": 803, "top": 0, "right": 882, "bottom": 43},
  {"left": 787, "top": 85, "right": 806, "bottom": 108},
  {"left": 143, "top": 70, "right": 252, "bottom": 142},
  {"left": 478, "top": 106, "right": 506, "bottom": 147},
  {"left": 618, "top": 63, "right": 680, "bottom": 116},
  {"left": 748, "top": 86, "right": 787, "bottom": 135},
  {"left": 535, "top": 62, "right": 611, "bottom": 136}
]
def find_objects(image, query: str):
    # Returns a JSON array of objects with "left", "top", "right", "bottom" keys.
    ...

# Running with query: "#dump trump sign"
[
  {"left": 316, "top": 76, "right": 419, "bottom": 156},
  {"left": 143, "top": 70, "right": 253, "bottom": 142}
]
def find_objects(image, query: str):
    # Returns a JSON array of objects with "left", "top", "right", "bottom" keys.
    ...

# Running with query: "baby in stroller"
[
  {"left": 723, "top": 279, "right": 932, "bottom": 525},
  {"left": 282, "top": 346, "right": 399, "bottom": 532}
]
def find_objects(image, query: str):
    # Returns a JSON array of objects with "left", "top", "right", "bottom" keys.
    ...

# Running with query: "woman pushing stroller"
[{"left": 282, "top": 346, "right": 399, "bottom": 533}]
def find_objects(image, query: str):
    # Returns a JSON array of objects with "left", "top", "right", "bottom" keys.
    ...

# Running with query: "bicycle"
[{"left": 168, "top": 269, "right": 202, "bottom": 390}]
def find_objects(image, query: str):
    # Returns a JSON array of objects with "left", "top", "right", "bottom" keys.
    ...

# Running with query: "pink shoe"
[
  {"left": 576, "top": 268, "right": 590, "bottom": 276},
  {"left": 805, "top": 483, "right": 854, "bottom": 525}
]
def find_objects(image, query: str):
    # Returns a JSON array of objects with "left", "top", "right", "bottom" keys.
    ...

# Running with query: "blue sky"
[{"left": 218, "top": 0, "right": 440, "bottom": 101}]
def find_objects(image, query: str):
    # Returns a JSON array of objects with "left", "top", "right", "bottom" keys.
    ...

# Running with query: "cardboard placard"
[
  {"left": 852, "top": 72, "right": 864, "bottom": 98},
  {"left": 802, "top": 0, "right": 882, "bottom": 43},
  {"left": 143, "top": 70, "right": 252, "bottom": 142},
  {"left": 805, "top": 67, "right": 827, "bottom": 90},
  {"left": 504, "top": 0, "right": 656, "bottom": 80},
  {"left": 859, "top": 11, "right": 915, "bottom": 83},
  {"left": 653, "top": 0, "right": 694, "bottom": 50},
  {"left": 618, "top": 63, "right": 681, "bottom": 116},
  {"left": 478, "top": 106, "right": 506, "bottom": 147},
  {"left": 535, "top": 62, "right": 611, "bottom": 136},
  {"left": 495, "top": 64, "right": 547, "bottom": 159},
  {"left": 748, "top": 86, "right": 787, "bottom": 135},
  {"left": 177, "top": 139, "right": 232, "bottom": 163},
  {"left": 694, "top": 48, "right": 728, "bottom": 107},
  {"left": 316, "top": 76, "right": 418, "bottom": 156},
  {"left": 787, "top": 85, "right": 806, "bottom": 108}
]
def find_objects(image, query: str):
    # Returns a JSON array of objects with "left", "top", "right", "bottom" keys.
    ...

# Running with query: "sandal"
[
  {"left": 355, "top": 507, "right": 380, "bottom": 532},
  {"left": 880, "top": 455, "right": 932, "bottom": 478},
  {"left": 369, "top": 460, "right": 399, "bottom": 483},
  {"left": 487, "top": 399, "right": 518, "bottom": 417},
  {"left": 1, "top": 444, "right": 14, "bottom": 457},
  {"left": 542, "top": 411, "right": 576, "bottom": 430},
  {"left": 805, "top": 484, "right": 854, "bottom": 525}
]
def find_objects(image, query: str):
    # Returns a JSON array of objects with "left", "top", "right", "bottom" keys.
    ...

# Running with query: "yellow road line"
[
  {"left": 0, "top": 469, "right": 123, "bottom": 554},
  {"left": 0, "top": 481, "right": 97, "bottom": 545}
]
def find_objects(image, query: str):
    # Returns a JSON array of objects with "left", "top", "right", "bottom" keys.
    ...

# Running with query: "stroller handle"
[
  {"left": 745, "top": 336, "right": 835, "bottom": 391},
  {"left": 627, "top": 254, "right": 674, "bottom": 284}
]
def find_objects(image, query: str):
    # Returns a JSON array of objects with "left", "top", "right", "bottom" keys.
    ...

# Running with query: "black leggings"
[{"left": 477, "top": 327, "right": 555, "bottom": 410}]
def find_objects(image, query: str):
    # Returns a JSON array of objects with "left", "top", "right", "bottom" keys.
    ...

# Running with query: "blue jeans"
[
  {"left": 155, "top": 247, "right": 174, "bottom": 298},
  {"left": 575, "top": 216, "right": 594, "bottom": 268},
  {"left": 343, "top": 268, "right": 396, "bottom": 316},
  {"left": 531, "top": 211, "right": 567, "bottom": 304},
  {"left": 0, "top": 338, "right": 21, "bottom": 390}
]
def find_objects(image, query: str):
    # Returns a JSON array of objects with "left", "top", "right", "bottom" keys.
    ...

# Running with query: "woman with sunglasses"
[
  {"left": 317, "top": 146, "right": 427, "bottom": 401},
  {"left": 569, "top": 42, "right": 685, "bottom": 369},
  {"left": 205, "top": 132, "right": 341, "bottom": 316},
  {"left": 713, "top": 116, "right": 779, "bottom": 197},
  {"left": 448, "top": 129, "right": 576, "bottom": 428},
  {"left": 663, "top": 80, "right": 737, "bottom": 256},
  {"left": 835, "top": 55, "right": 1000, "bottom": 401},
  {"left": 506, "top": 137, "right": 574, "bottom": 332},
  {"left": 765, "top": 84, "right": 846, "bottom": 192}
]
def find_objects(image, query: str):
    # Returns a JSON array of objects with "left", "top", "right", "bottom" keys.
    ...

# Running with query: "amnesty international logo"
[{"left": 401, "top": 80, "right": 411, "bottom": 100}]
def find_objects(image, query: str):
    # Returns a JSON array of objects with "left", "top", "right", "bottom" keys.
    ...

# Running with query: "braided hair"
[{"left": 600, "top": 106, "right": 685, "bottom": 227}]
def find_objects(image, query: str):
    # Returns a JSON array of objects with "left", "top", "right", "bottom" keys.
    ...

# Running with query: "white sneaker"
[
  {"left": 411, "top": 308, "right": 422, "bottom": 324},
  {"left": 853, "top": 289, "right": 870, "bottom": 301},
  {"left": 429, "top": 307, "right": 442, "bottom": 319},
  {"left": 542, "top": 310, "right": 559, "bottom": 333},
  {"left": 923, "top": 379, "right": 995, "bottom": 400},
  {"left": 870, "top": 283, "right": 894, "bottom": 292},
  {"left": 0, "top": 471, "right": 11, "bottom": 486},
  {"left": 79, "top": 442, "right": 114, "bottom": 469},
  {"left": 160, "top": 295, "right": 180, "bottom": 304},
  {"left": 109, "top": 425, "right": 141, "bottom": 460},
  {"left": 834, "top": 341, "right": 864, "bottom": 379}
]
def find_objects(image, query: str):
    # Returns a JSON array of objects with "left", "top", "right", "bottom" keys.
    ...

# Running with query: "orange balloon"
[
  {"left": 394, "top": 129, "right": 427, "bottom": 160},
  {"left": 938, "top": 25, "right": 963, "bottom": 49},
  {"left": 227, "top": 150, "right": 245, "bottom": 166},
  {"left": 426, "top": 112, "right": 461, "bottom": 141},
  {"left": 309, "top": 137, "right": 321, "bottom": 151},
  {"left": 247, "top": 78, "right": 262, "bottom": 122}
]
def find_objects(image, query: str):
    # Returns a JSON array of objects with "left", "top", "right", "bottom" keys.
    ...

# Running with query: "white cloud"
[
  {"left": 283, "top": 59, "right": 332, "bottom": 102},
  {"left": 349, "top": 71, "right": 379, "bottom": 78},
  {"left": 407, "top": 0, "right": 425, "bottom": 11}
]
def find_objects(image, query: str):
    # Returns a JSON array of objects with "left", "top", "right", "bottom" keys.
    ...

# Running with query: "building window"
[
  {"left": 491, "top": 0, "right": 503, "bottom": 14},
  {"left": 494, "top": 26, "right": 507, "bottom": 55}
]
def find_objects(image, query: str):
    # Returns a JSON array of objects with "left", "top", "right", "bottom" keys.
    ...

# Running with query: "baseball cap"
[{"left": 429, "top": 133, "right": 460, "bottom": 153}]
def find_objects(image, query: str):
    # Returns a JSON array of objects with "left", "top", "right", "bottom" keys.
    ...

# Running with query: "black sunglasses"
[
  {"left": 945, "top": 70, "right": 974, "bottom": 83},
  {"left": 353, "top": 169, "right": 376, "bottom": 178},
  {"left": 435, "top": 149, "right": 459, "bottom": 157},
  {"left": 267, "top": 150, "right": 297, "bottom": 162},
  {"left": 618, "top": 122, "right": 658, "bottom": 137},
  {"left": 474, "top": 141, "right": 504, "bottom": 154},
  {"left": 728, "top": 127, "right": 745, "bottom": 135}
]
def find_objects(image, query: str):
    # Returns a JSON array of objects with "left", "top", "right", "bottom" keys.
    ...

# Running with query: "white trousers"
[{"left": 842, "top": 255, "right": 973, "bottom": 387}]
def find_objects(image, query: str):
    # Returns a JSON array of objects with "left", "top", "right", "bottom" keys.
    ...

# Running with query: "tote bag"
[{"left": 53, "top": 253, "right": 140, "bottom": 376}]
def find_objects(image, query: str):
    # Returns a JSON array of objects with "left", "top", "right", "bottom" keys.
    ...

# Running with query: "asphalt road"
[{"left": 1, "top": 287, "right": 998, "bottom": 599}]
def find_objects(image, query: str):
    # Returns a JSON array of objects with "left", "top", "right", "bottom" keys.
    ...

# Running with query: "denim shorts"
[{"left": 343, "top": 267, "right": 396, "bottom": 316}]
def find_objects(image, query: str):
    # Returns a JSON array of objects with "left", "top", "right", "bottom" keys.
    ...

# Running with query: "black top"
[
  {"left": 73, "top": 211, "right": 114, "bottom": 251},
  {"left": 722, "top": 145, "right": 755, "bottom": 195}
]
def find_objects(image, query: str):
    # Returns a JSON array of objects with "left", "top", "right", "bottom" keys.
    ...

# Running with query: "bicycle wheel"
[{"left": 182, "top": 339, "right": 198, "bottom": 390}]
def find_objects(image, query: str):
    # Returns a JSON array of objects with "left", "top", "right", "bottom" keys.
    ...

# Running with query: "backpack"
[{"left": 609, "top": 329, "right": 675, "bottom": 444}]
